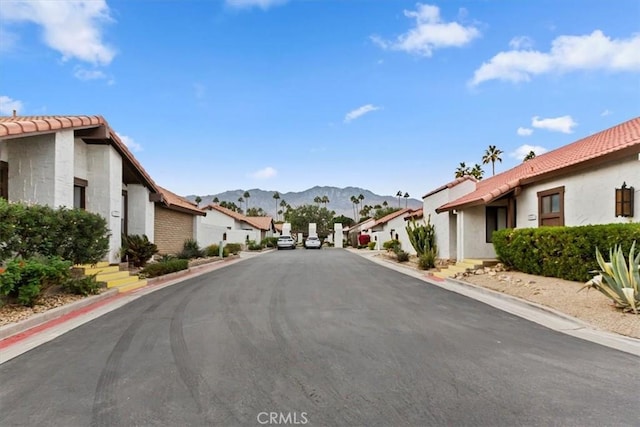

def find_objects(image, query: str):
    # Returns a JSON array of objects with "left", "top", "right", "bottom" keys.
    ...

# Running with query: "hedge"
[
  {"left": 140, "top": 258, "right": 188, "bottom": 278},
  {"left": 492, "top": 223, "right": 640, "bottom": 282}
]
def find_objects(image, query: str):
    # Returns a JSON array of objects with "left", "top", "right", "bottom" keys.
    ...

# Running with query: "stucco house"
[
  {"left": 196, "top": 203, "right": 275, "bottom": 248},
  {"left": 368, "top": 208, "right": 414, "bottom": 252},
  {"left": 424, "top": 117, "right": 640, "bottom": 262},
  {"left": 154, "top": 186, "right": 206, "bottom": 255}
]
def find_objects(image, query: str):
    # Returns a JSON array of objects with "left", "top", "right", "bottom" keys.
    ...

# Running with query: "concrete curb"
[{"left": 353, "top": 250, "right": 640, "bottom": 357}]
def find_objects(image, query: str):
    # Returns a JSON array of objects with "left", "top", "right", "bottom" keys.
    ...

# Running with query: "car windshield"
[{"left": 308, "top": 237, "right": 318, "bottom": 240}]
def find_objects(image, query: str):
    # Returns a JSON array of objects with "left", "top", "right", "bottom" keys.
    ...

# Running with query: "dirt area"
[
  {"left": 378, "top": 252, "right": 640, "bottom": 339},
  {"left": 0, "top": 291, "right": 96, "bottom": 327}
]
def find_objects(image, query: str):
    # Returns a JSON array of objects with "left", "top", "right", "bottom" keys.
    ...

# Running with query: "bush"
[
  {"left": 406, "top": 215, "right": 437, "bottom": 260},
  {"left": 395, "top": 250, "right": 410, "bottom": 263},
  {"left": 383, "top": 239, "right": 401, "bottom": 252},
  {"left": 140, "top": 258, "right": 189, "bottom": 278},
  {"left": 358, "top": 234, "right": 371, "bottom": 246},
  {"left": 368, "top": 241, "right": 376, "bottom": 250},
  {"left": 418, "top": 249, "right": 437, "bottom": 270},
  {"left": 177, "top": 239, "right": 204, "bottom": 260},
  {"left": 261, "top": 237, "right": 279, "bottom": 248},
  {"left": 205, "top": 244, "right": 229, "bottom": 258},
  {"left": 0, "top": 257, "right": 72, "bottom": 307},
  {"left": 225, "top": 243, "right": 242, "bottom": 255},
  {"left": 64, "top": 273, "right": 101, "bottom": 296},
  {"left": 121, "top": 234, "right": 158, "bottom": 267},
  {"left": 0, "top": 199, "right": 110, "bottom": 265},
  {"left": 493, "top": 223, "right": 640, "bottom": 282},
  {"left": 247, "top": 240, "right": 263, "bottom": 251}
]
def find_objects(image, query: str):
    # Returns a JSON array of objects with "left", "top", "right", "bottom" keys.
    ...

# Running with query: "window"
[
  {"left": 486, "top": 206, "right": 507, "bottom": 243},
  {"left": 74, "top": 177, "right": 87, "bottom": 209},
  {"left": 0, "top": 161, "right": 7, "bottom": 200},
  {"left": 537, "top": 186, "right": 565, "bottom": 226},
  {"left": 615, "top": 184, "right": 634, "bottom": 217},
  {"left": 121, "top": 190, "right": 128, "bottom": 235}
]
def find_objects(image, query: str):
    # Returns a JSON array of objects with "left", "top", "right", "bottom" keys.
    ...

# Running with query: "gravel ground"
[
  {"left": 0, "top": 292, "right": 92, "bottom": 326},
  {"left": 377, "top": 252, "right": 639, "bottom": 339}
]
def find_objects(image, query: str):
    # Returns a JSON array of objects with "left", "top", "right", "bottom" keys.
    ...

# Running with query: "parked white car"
[
  {"left": 277, "top": 235, "right": 296, "bottom": 250},
  {"left": 304, "top": 236, "right": 322, "bottom": 249}
]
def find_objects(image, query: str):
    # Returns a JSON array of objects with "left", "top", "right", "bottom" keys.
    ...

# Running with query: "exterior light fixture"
[{"left": 615, "top": 182, "right": 634, "bottom": 217}]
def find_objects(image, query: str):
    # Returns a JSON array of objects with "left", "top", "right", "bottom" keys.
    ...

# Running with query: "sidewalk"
[
  {"left": 349, "top": 249, "right": 640, "bottom": 357},
  {"left": 0, "top": 251, "right": 267, "bottom": 364}
]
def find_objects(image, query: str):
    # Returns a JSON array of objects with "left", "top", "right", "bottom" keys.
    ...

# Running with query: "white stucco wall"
[
  {"left": 6, "top": 134, "right": 57, "bottom": 205},
  {"left": 458, "top": 205, "right": 497, "bottom": 260},
  {"left": 516, "top": 155, "right": 640, "bottom": 227},
  {"left": 74, "top": 138, "right": 89, "bottom": 180},
  {"left": 86, "top": 144, "right": 123, "bottom": 263},
  {"left": 127, "top": 184, "right": 155, "bottom": 240},
  {"left": 0, "top": 140, "right": 7, "bottom": 162},
  {"left": 196, "top": 209, "right": 261, "bottom": 247}
]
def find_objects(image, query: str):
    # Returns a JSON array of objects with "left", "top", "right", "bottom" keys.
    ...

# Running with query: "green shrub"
[
  {"left": 261, "top": 237, "right": 279, "bottom": 248},
  {"left": 225, "top": 243, "right": 242, "bottom": 255},
  {"left": 140, "top": 258, "right": 189, "bottom": 278},
  {"left": 368, "top": 241, "right": 376, "bottom": 250},
  {"left": 177, "top": 239, "right": 204, "bottom": 260},
  {"left": 406, "top": 215, "right": 438, "bottom": 259},
  {"left": 0, "top": 200, "right": 110, "bottom": 264},
  {"left": 493, "top": 223, "right": 640, "bottom": 282},
  {"left": 64, "top": 273, "right": 101, "bottom": 296},
  {"left": 0, "top": 257, "right": 72, "bottom": 307},
  {"left": 121, "top": 234, "right": 158, "bottom": 267},
  {"left": 418, "top": 249, "right": 437, "bottom": 270},
  {"left": 583, "top": 242, "right": 639, "bottom": 314},
  {"left": 205, "top": 244, "right": 230, "bottom": 258},
  {"left": 383, "top": 239, "right": 401, "bottom": 251},
  {"left": 395, "top": 250, "right": 410, "bottom": 263},
  {"left": 247, "top": 240, "right": 263, "bottom": 251}
]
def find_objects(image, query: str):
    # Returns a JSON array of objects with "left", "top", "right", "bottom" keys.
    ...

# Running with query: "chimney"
[{"left": 12, "top": 109, "right": 17, "bottom": 118}]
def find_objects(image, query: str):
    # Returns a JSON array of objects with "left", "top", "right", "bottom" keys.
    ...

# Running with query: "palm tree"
[
  {"left": 243, "top": 191, "right": 250, "bottom": 211},
  {"left": 403, "top": 192, "right": 410, "bottom": 208},
  {"left": 237, "top": 196, "right": 244, "bottom": 209},
  {"left": 396, "top": 191, "right": 403, "bottom": 207},
  {"left": 273, "top": 191, "right": 281, "bottom": 220},
  {"left": 350, "top": 195, "right": 359, "bottom": 221},
  {"left": 470, "top": 163, "right": 484, "bottom": 180},
  {"left": 482, "top": 145, "right": 503, "bottom": 176},
  {"left": 314, "top": 196, "right": 322, "bottom": 207},
  {"left": 321, "top": 195, "right": 330, "bottom": 207},
  {"left": 194, "top": 196, "right": 202, "bottom": 207},
  {"left": 523, "top": 150, "right": 536, "bottom": 162},
  {"left": 455, "top": 162, "right": 470, "bottom": 178}
]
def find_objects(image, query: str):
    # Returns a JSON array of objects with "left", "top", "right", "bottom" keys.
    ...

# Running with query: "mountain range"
[{"left": 186, "top": 186, "right": 422, "bottom": 219}]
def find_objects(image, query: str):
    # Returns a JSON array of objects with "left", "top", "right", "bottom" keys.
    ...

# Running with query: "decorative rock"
[
  {"left": 474, "top": 268, "right": 485, "bottom": 275},
  {"left": 527, "top": 280, "right": 536, "bottom": 285},
  {"left": 488, "top": 270, "right": 497, "bottom": 276}
]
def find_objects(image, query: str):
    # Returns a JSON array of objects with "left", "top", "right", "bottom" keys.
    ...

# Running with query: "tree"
[
  {"left": 273, "top": 191, "right": 281, "bottom": 220},
  {"left": 403, "top": 192, "right": 410, "bottom": 208},
  {"left": 212, "top": 197, "right": 219, "bottom": 204},
  {"left": 470, "top": 164, "right": 484, "bottom": 180},
  {"left": 194, "top": 196, "right": 202, "bottom": 206},
  {"left": 350, "top": 195, "right": 359, "bottom": 222},
  {"left": 359, "top": 204, "right": 373, "bottom": 220},
  {"left": 237, "top": 196, "right": 244, "bottom": 207},
  {"left": 246, "top": 207, "right": 267, "bottom": 216},
  {"left": 396, "top": 191, "right": 403, "bottom": 207},
  {"left": 455, "top": 162, "right": 471, "bottom": 178},
  {"left": 523, "top": 151, "right": 536, "bottom": 161},
  {"left": 382, "top": 200, "right": 388, "bottom": 207},
  {"left": 331, "top": 214, "right": 355, "bottom": 228},
  {"left": 374, "top": 206, "right": 400, "bottom": 220},
  {"left": 321, "top": 195, "right": 330, "bottom": 206},
  {"left": 243, "top": 191, "right": 250, "bottom": 211},
  {"left": 313, "top": 196, "right": 322, "bottom": 207},
  {"left": 284, "top": 204, "right": 335, "bottom": 238},
  {"left": 482, "top": 145, "right": 503, "bottom": 176}
]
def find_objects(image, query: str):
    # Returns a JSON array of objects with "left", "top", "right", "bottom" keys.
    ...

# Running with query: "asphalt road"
[{"left": 1, "top": 249, "right": 638, "bottom": 426}]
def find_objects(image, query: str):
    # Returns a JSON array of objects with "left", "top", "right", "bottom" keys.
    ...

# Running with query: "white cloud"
[
  {"left": 601, "top": 109, "right": 612, "bottom": 116},
  {"left": 0, "top": 0, "right": 116, "bottom": 65},
  {"left": 509, "top": 36, "right": 534, "bottom": 50},
  {"left": 471, "top": 30, "right": 640, "bottom": 86},
  {"left": 225, "top": 0, "right": 287, "bottom": 9},
  {"left": 371, "top": 3, "right": 480, "bottom": 57},
  {"left": 116, "top": 133, "right": 143, "bottom": 152},
  {"left": 0, "top": 95, "right": 23, "bottom": 115},
  {"left": 344, "top": 104, "right": 380, "bottom": 123},
  {"left": 250, "top": 166, "right": 277, "bottom": 179},
  {"left": 531, "top": 115, "right": 577, "bottom": 134},
  {"left": 511, "top": 144, "right": 549, "bottom": 161},
  {"left": 517, "top": 127, "right": 533, "bottom": 136},
  {"left": 73, "top": 67, "right": 107, "bottom": 81}
]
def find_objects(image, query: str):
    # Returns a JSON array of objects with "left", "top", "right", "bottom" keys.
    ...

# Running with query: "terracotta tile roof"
[
  {"left": 370, "top": 208, "right": 413, "bottom": 229},
  {"left": 203, "top": 204, "right": 272, "bottom": 230},
  {"left": 422, "top": 176, "right": 477, "bottom": 199},
  {"left": 437, "top": 117, "right": 640, "bottom": 212},
  {"left": 0, "top": 115, "right": 161, "bottom": 197},
  {"left": 405, "top": 208, "right": 423, "bottom": 220},
  {"left": 274, "top": 223, "right": 284, "bottom": 232},
  {"left": 157, "top": 186, "right": 205, "bottom": 216}
]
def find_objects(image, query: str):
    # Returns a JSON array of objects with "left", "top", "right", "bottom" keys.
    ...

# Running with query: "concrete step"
[
  {"left": 80, "top": 265, "right": 120, "bottom": 276},
  {"left": 105, "top": 275, "right": 141, "bottom": 289},
  {"left": 96, "top": 270, "right": 130, "bottom": 282},
  {"left": 116, "top": 279, "right": 148, "bottom": 293},
  {"left": 463, "top": 258, "right": 499, "bottom": 267},
  {"left": 75, "top": 261, "right": 110, "bottom": 269}
]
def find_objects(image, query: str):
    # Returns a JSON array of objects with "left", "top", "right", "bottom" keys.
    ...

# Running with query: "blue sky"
[{"left": 1, "top": 0, "right": 639, "bottom": 199}]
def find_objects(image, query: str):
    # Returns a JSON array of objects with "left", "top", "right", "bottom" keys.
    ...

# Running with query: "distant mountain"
[{"left": 186, "top": 186, "right": 422, "bottom": 219}]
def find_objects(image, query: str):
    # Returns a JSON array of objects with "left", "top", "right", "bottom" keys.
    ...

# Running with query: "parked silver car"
[
  {"left": 277, "top": 235, "right": 296, "bottom": 250},
  {"left": 304, "top": 236, "right": 322, "bottom": 249}
]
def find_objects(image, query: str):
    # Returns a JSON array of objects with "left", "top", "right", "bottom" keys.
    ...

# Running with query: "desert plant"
[
  {"left": 368, "top": 241, "right": 376, "bottom": 250},
  {"left": 205, "top": 244, "right": 230, "bottom": 258},
  {"left": 0, "top": 256, "right": 72, "bottom": 307},
  {"left": 225, "top": 243, "right": 242, "bottom": 255},
  {"left": 140, "top": 258, "right": 189, "bottom": 278},
  {"left": 247, "top": 240, "right": 263, "bottom": 251},
  {"left": 583, "top": 242, "right": 639, "bottom": 314},
  {"left": 64, "top": 272, "right": 101, "bottom": 296},
  {"left": 121, "top": 234, "right": 158, "bottom": 267},
  {"left": 418, "top": 250, "right": 437, "bottom": 270},
  {"left": 177, "top": 239, "right": 204, "bottom": 260},
  {"left": 395, "top": 250, "right": 410, "bottom": 263},
  {"left": 383, "top": 239, "right": 401, "bottom": 252},
  {"left": 406, "top": 215, "right": 437, "bottom": 258},
  {"left": 261, "top": 237, "right": 279, "bottom": 248}
]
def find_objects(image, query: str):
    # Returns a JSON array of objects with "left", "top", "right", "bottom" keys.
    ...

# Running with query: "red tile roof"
[
  {"left": 370, "top": 208, "right": 413, "bottom": 229},
  {"left": 437, "top": 117, "right": 640, "bottom": 212},
  {"left": 422, "top": 176, "right": 477, "bottom": 199},
  {"left": 157, "top": 186, "right": 205, "bottom": 216},
  {"left": 203, "top": 204, "right": 273, "bottom": 230},
  {"left": 405, "top": 208, "right": 423, "bottom": 220}
]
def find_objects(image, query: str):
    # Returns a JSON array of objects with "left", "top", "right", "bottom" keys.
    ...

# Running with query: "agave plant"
[{"left": 583, "top": 242, "right": 640, "bottom": 314}]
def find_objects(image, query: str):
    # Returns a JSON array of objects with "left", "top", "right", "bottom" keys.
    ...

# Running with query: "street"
[{"left": 1, "top": 249, "right": 638, "bottom": 426}]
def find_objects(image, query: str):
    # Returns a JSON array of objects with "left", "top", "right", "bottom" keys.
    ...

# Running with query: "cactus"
[{"left": 405, "top": 215, "right": 437, "bottom": 264}]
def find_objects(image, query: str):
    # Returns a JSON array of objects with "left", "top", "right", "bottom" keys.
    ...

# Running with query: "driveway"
[{"left": 0, "top": 249, "right": 638, "bottom": 426}]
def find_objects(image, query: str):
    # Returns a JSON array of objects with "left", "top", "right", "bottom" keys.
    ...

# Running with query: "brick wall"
[{"left": 154, "top": 206, "right": 194, "bottom": 255}]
